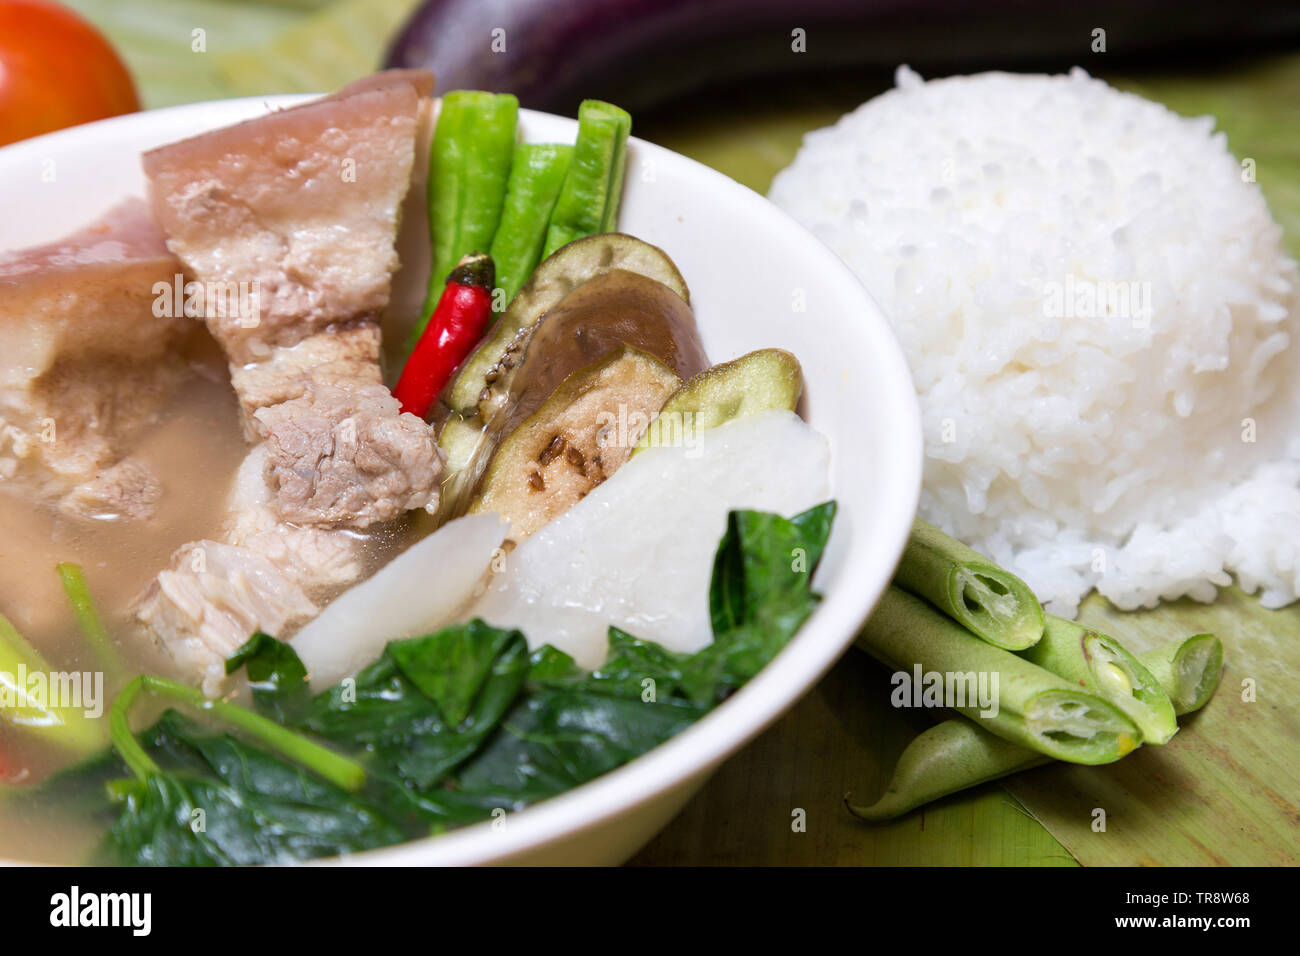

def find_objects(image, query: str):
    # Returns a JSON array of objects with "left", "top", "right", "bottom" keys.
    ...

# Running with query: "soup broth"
[{"left": 0, "top": 340, "right": 243, "bottom": 861}]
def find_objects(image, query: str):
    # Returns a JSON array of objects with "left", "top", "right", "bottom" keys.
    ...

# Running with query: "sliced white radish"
[
  {"left": 292, "top": 511, "right": 509, "bottom": 687},
  {"left": 472, "top": 410, "right": 831, "bottom": 668}
]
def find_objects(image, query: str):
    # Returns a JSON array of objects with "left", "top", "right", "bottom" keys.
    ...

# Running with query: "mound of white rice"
[{"left": 771, "top": 66, "right": 1300, "bottom": 615}]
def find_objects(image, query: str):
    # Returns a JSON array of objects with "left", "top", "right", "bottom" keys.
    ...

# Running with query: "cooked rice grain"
[{"left": 771, "top": 67, "right": 1300, "bottom": 614}]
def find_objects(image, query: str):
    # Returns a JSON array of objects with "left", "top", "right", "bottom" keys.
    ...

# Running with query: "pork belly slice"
[
  {"left": 142, "top": 70, "right": 434, "bottom": 363},
  {"left": 136, "top": 376, "right": 432, "bottom": 687},
  {"left": 228, "top": 324, "right": 384, "bottom": 437},
  {"left": 229, "top": 325, "right": 440, "bottom": 526},
  {"left": 136, "top": 72, "right": 441, "bottom": 690},
  {"left": 256, "top": 379, "right": 440, "bottom": 527},
  {"left": 224, "top": 445, "right": 367, "bottom": 598},
  {"left": 144, "top": 70, "right": 442, "bottom": 529},
  {"left": 135, "top": 539, "right": 319, "bottom": 698},
  {"left": 138, "top": 446, "right": 369, "bottom": 694},
  {"left": 0, "top": 199, "right": 187, "bottom": 518}
]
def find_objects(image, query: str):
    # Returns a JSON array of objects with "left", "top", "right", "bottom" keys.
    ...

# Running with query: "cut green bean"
[
  {"left": 55, "top": 562, "right": 126, "bottom": 682},
  {"left": 849, "top": 634, "right": 1224, "bottom": 821},
  {"left": 1140, "top": 632, "right": 1223, "bottom": 714},
  {"left": 896, "top": 518, "right": 1044, "bottom": 650},
  {"left": 489, "top": 143, "right": 573, "bottom": 306},
  {"left": 542, "top": 100, "right": 631, "bottom": 258},
  {"left": 424, "top": 93, "right": 469, "bottom": 307},
  {"left": 0, "top": 611, "right": 104, "bottom": 754},
  {"left": 856, "top": 588, "right": 1140, "bottom": 765},
  {"left": 1022, "top": 615, "right": 1178, "bottom": 745},
  {"left": 849, "top": 719, "right": 1043, "bottom": 823},
  {"left": 414, "top": 90, "right": 519, "bottom": 345}
]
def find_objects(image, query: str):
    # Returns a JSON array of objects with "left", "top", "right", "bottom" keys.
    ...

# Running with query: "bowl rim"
[{"left": 0, "top": 95, "right": 923, "bottom": 866}]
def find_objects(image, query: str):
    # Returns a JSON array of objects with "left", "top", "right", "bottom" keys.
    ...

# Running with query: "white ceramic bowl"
[{"left": 0, "top": 97, "right": 922, "bottom": 865}]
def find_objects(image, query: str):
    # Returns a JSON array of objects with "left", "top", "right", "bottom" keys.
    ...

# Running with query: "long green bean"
[
  {"left": 1023, "top": 615, "right": 1178, "bottom": 744},
  {"left": 1141, "top": 632, "right": 1223, "bottom": 714},
  {"left": 856, "top": 588, "right": 1140, "bottom": 765},
  {"left": 895, "top": 518, "right": 1044, "bottom": 650},
  {"left": 489, "top": 143, "right": 572, "bottom": 305},
  {"left": 414, "top": 90, "right": 518, "bottom": 344},
  {"left": 542, "top": 99, "right": 631, "bottom": 258},
  {"left": 849, "top": 633, "right": 1224, "bottom": 821}
]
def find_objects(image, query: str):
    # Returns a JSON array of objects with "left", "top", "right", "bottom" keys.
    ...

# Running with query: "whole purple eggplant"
[{"left": 386, "top": 0, "right": 1300, "bottom": 113}]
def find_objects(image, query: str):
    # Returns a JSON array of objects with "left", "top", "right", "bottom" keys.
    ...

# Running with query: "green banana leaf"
[
  {"left": 1004, "top": 588, "right": 1299, "bottom": 866},
  {"left": 68, "top": 0, "right": 422, "bottom": 106}
]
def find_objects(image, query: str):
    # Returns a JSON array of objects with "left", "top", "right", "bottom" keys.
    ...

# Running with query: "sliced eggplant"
[
  {"left": 493, "top": 267, "right": 708, "bottom": 439},
  {"left": 635, "top": 348, "right": 802, "bottom": 454},
  {"left": 469, "top": 347, "right": 681, "bottom": 538},
  {"left": 436, "top": 255, "right": 707, "bottom": 521},
  {"left": 435, "top": 410, "right": 489, "bottom": 520},
  {"left": 445, "top": 233, "right": 689, "bottom": 418}
]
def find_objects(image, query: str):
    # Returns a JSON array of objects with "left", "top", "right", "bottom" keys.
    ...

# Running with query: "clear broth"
[{"left": 1, "top": 342, "right": 247, "bottom": 863}]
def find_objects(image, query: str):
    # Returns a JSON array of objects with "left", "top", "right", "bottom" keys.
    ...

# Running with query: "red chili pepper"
[{"left": 393, "top": 252, "right": 495, "bottom": 419}]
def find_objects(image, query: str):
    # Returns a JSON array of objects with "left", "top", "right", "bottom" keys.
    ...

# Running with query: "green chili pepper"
[
  {"left": 849, "top": 633, "right": 1224, "bottom": 822},
  {"left": 542, "top": 99, "right": 631, "bottom": 258},
  {"left": 489, "top": 143, "right": 573, "bottom": 305}
]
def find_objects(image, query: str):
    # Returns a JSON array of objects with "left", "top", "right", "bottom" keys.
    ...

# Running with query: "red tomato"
[{"left": 0, "top": 0, "right": 140, "bottom": 146}]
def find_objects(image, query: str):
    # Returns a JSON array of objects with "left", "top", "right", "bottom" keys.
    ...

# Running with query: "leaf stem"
[
  {"left": 109, "top": 675, "right": 366, "bottom": 792},
  {"left": 56, "top": 563, "right": 127, "bottom": 682}
]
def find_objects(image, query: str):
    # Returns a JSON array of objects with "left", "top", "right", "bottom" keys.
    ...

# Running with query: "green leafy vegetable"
[
  {"left": 388, "top": 620, "right": 523, "bottom": 727},
  {"left": 103, "top": 712, "right": 405, "bottom": 866},
  {"left": 300, "top": 622, "right": 531, "bottom": 789},
  {"left": 707, "top": 503, "right": 836, "bottom": 686},
  {"left": 225, "top": 631, "right": 311, "bottom": 724},
  {"left": 26, "top": 503, "right": 836, "bottom": 866}
]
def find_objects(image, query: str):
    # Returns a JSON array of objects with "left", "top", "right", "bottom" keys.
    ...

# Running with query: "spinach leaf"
[
  {"left": 389, "top": 620, "right": 525, "bottom": 726},
  {"left": 105, "top": 761, "right": 404, "bottom": 867},
  {"left": 50, "top": 711, "right": 406, "bottom": 866},
  {"left": 699, "top": 502, "right": 838, "bottom": 695},
  {"left": 299, "top": 623, "right": 531, "bottom": 789},
  {"left": 430, "top": 503, "right": 838, "bottom": 816},
  {"left": 226, "top": 631, "right": 311, "bottom": 724},
  {"left": 447, "top": 686, "right": 706, "bottom": 809}
]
